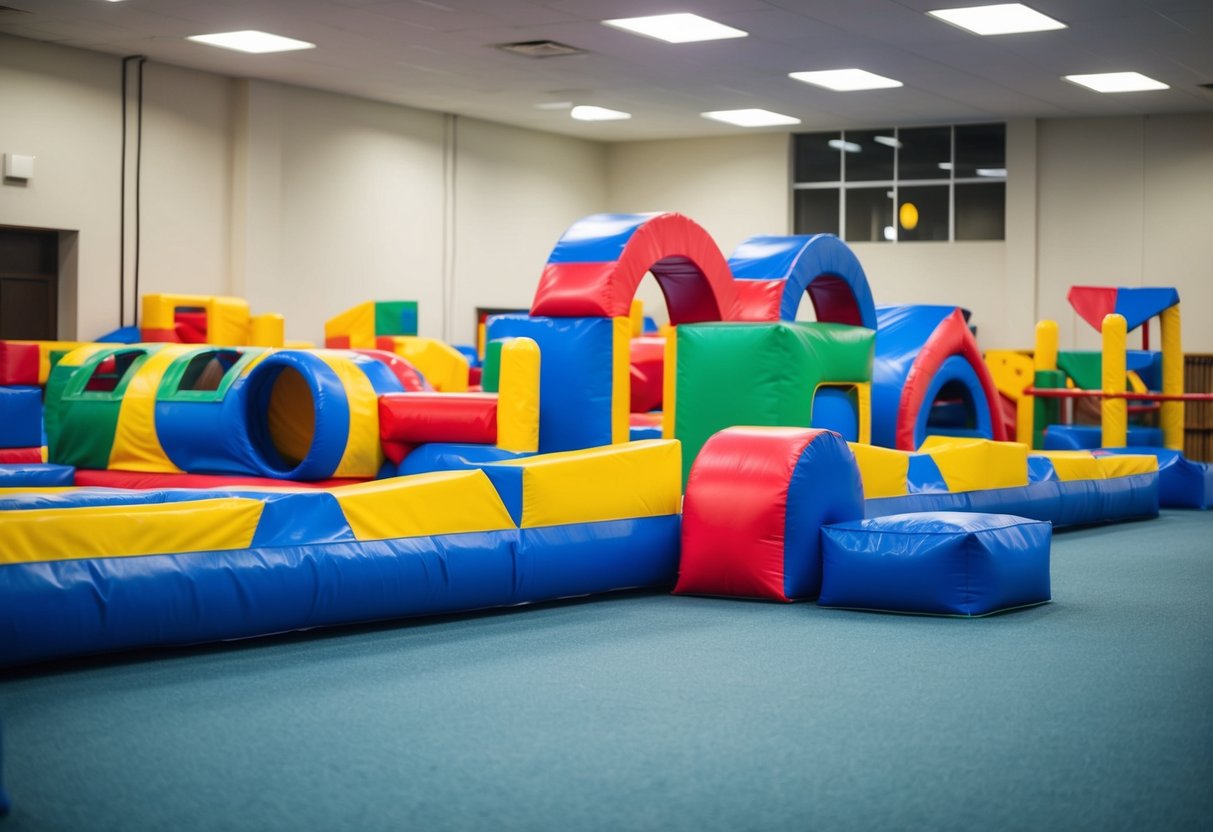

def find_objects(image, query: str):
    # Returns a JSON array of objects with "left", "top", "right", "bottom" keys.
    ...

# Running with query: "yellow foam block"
[
  {"left": 109, "top": 344, "right": 192, "bottom": 473},
  {"left": 611, "top": 316, "right": 631, "bottom": 444},
  {"left": 984, "top": 350, "right": 1034, "bottom": 401},
  {"left": 497, "top": 337, "right": 540, "bottom": 453},
  {"left": 918, "top": 436, "right": 1028, "bottom": 492},
  {"left": 847, "top": 442, "right": 909, "bottom": 499},
  {"left": 336, "top": 469, "right": 515, "bottom": 540},
  {"left": 250, "top": 314, "right": 285, "bottom": 348},
  {"left": 0, "top": 498, "right": 263, "bottom": 565},
  {"left": 324, "top": 301, "right": 375, "bottom": 349},
  {"left": 316, "top": 352, "right": 384, "bottom": 478},
  {"left": 1097, "top": 454, "right": 1157, "bottom": 478},
  {"left": 386, "top": 336, "right": 469, "bottom": 392},
  {"left": 1033, "top": 450, "right": 1104, "bottom": 482},
  {"left": 494, "top": 439, "right": 681, "bottom": 528}
]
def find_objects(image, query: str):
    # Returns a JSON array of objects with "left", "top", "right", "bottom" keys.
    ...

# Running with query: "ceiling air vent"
[{"left": 495, "top": 40, "right": 586, "bottom": 58}]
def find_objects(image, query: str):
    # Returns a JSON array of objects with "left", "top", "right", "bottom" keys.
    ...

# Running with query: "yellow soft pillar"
[
  {"left": 662, "top": 327, "right": 677, "bottom": 440},
  {"left": 1101, "top": 313, "right": 1128, "bottom": 448},
  {"left": 1160, "top": 304, "right": 1184, "bottom": 451},
  {"left": 249, "top": 314, "right": 285, "bottom": 348},
  {"left": 629, "top": 299, "right": 645, "bottom": 337},
  {"left": 1034, "top": 320, "right": 1059, "bottom": 372},
  {"left": 1022, "top": 320, "right": 1061, "bottom": 445},
  {"left": 496, "top": 337, "right": 541, "bottom": 453}
]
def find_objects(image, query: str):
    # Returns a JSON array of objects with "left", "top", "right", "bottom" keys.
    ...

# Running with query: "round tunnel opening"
[
  {"left": 926, "top": 379, "right": 978, "bottom": 437},
  {"left": 244, "top": 362, "right": 318, "bottom": 476}
]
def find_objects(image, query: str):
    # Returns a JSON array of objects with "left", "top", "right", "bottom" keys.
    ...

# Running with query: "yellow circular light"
[{"left": 899, "top": 201, "right": 919, "bottom": 231}]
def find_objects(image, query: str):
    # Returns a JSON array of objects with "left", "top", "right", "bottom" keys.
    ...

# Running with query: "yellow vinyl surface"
[{"left": 336, "top": 469, "right": 515, "bottom": 540}]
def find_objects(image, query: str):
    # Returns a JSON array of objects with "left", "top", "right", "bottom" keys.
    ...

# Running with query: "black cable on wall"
[
  {"left": 119, "top": 54, "right": 146, "bottom": 329},
  {"left": 134, "top": 56, "right": 145, "bottom": 318}
]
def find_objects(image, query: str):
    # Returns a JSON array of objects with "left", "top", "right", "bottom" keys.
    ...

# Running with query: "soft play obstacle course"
[
  {"left": 872, "top": 305, "right": 1006, "bottom": 450},
  {"left": 671, "top": 322, "right": 874, "bottom": 481},
  {"left": 45, "top": 344, "right": 402, "bottom": 481},
  {"left": 675, "top": 427, "right": 864, "bottom": 601},
  {"left": 1021, "top": 287, "right": 1211, "bottom": 508},
  {"left": 0, "top": 439, "right": 682, "bottom": 668},
  {"left": 727, "top": 233, "right": 878, "bottom": 328},
  {"left": 379, "top": 336, "right": 540, "bottom": 461},
  {"left": 819, "top": 512, "right": 1052, "bottom": 616},
  {"left": 852, "top": 437, "right": 1160, "bottom": 526},
  {"left": 141, "top": 293, "right": 286, "bottom": 347}
]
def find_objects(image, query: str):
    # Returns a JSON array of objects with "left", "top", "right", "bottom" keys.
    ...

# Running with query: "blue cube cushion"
[
  {"left": 819, "top": 511, "right": 1051, "bottom": 616},
  {"left": 0, "top": 385, "right": 41, "bottom": 449}
]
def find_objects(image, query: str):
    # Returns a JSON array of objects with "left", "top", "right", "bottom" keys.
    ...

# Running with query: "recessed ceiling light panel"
[
  {"left": 789, "top": 69, "right": 902, "bottom": 91},
  {"left": 1064, "top": 72, "right": 1169, "bottom": 93},
  {"left": 701, "top": 109, "right": 801, "bottom": 127},
  {"left": 570, "top": 105, "right": 631, "bottom": 121},
  {"left": 187, "top": 30, "right": 315, "bottom": 54},
  {"left": 603, "top": 13, "right": 747, "bottom": 44},
  {"left": 927, "top": 4, "right": 1066, "bottom": 36}
]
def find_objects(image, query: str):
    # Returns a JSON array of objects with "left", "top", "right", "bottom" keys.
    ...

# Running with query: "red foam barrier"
[
  {"left": 629, "top": 336, "right": 665, "bottom": 413},
  {"left": 0, "top": 447, "right": 42, "bottom": 464},
  {"left": 0, "top": 341, "right": 41, "bottom": 386},
  {"left": 379, "top": 393, "right": 498, "bottom": 445}
]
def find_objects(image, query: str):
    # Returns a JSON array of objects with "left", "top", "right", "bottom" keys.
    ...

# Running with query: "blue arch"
[{"left": 729, "top": 234, "right": 877, "bottom": 329}]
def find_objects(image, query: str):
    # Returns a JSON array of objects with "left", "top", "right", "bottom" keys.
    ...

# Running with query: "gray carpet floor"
[{"left": 1, "top": 510, "right": 1210, "bottom": 831}]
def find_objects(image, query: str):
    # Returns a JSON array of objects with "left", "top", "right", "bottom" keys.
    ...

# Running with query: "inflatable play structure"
[
  {"left": 0, "top": 210, "right": 1196, "bottom": 673},
  {"left": 137, "top": 293, "right": 288, "bottom": 348},
  {"left": 1012, "top": 286, "right": 1211, "bottom": 508}
]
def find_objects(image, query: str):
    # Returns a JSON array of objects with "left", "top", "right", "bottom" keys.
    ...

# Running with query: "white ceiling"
[{"left": 3, "top": 0, "right": 1212, "bottom": 141}]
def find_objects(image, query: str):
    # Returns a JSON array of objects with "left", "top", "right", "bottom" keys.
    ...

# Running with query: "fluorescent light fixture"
[
  {"left": 535, "top": 101, "right": 573, "bottom": 110},
  {"left": 828, "top": 139, "right": 863, "bottom": 153},
  {"left": 603, "top": 13, "right": 747, "bottom": 43},
  {"left": 1063, "top": 72, "right": 1169, "bottom": 93},
  {"left": 938, "top": 162, "right": 954, "bottom": 171},
  {"left": 701, "top": 109, "right": 800, "bottom": 127},
  {"left": 927, "top": 4, "right": 1065, "bottom": 36},
  {"left": 187, "top": 30, "right": 315, "bottom": 54},
  {"left": 977, "top": 167, "right": 1008, "bottom": 177},
  {"left": 789, "top": 69, "right": 902, "bottom": 91},
  {"left": 570, "top": 105, "right": 631, "bottom": 121},
  {"left": 873, "top": 135, "right": 902, "bottom": 148}
]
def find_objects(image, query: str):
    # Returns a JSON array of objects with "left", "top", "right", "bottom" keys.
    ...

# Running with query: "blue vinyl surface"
[
  {"left": 0, "top": 463, "right": 73, "bottom": 488},
  {"left": 820, "top": 511, "right": 1052, "bottom": 616},
  {"left": 1096, "top": 447, "right": 1211, "bottom": 510},
  {"left": 728, "top": 234, "right": 877, "bottom": 329},
  {"left": 1043, "top": 424, "right": 1164, "bottom": 451},
  {"left": 867, "top": 472, "right": 1159, "bottom": 527},
  {"left": 782, "top": 432, "right": 865, "bottom": 599},
  {"left": 544, "top": 213, "right": 654, "bottom": 264},
  {"left": 399, "top": 443, "right": 531, "bottom": 477},
  {"left": 487, "top": 315, "right": 617, "bottom": 452},
  {"left": 0, "top": 386, "right": 42, "bottom": 449}
]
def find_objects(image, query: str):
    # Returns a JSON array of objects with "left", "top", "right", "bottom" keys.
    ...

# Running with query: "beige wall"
[
  {"left": 452, "top": 117, "right": 607, "bottom": 344},
  {"left": 0, "top": 35, "right": 120, "bottom": 340},
  {"left": 606, "top": 133, "right": 788, "bottom": 325},
  {"left": 0, "top": 35, "right": 607, "bottom": 346},
  {"left": 1038, "top": 113, "right": 1213, "bottom": 352}
]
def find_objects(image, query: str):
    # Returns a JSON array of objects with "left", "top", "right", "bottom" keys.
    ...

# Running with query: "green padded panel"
[
  {"left": 1057, "top": 351, "right": 1103, "bottom": 392},
  {"left": 673, "top": 321, "right": 874, "bottom": 483},
  {"left": 374, "top": 301, "right": 418, "bottom": 337},
  {"left": 480, "top": 340, "right": 504, "bottom": 394}
]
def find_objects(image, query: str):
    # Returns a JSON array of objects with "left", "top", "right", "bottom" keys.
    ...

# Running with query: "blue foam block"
[
  {"left": 0, "top": 463, "right": 74, "bottom": 487},
  {"left": 0, "top": 386, "right": 42, "bottom": 449},
  {"left": 820, "top": 511, "right": 1052, "bottom": 616}
]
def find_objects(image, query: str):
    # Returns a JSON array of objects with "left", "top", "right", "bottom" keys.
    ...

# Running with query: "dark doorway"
[{"left": 0, "top": 226, "right": 59, "bottom": 340}]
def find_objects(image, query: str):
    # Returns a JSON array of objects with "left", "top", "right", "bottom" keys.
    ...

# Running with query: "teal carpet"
[{"left": 1, "top": 510, "right": 1210, "bottom": 831}]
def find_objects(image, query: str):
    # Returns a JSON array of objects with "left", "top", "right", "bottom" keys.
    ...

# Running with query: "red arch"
[{"left": 530, "top": 213, "right": 741, "bottom": 324}]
